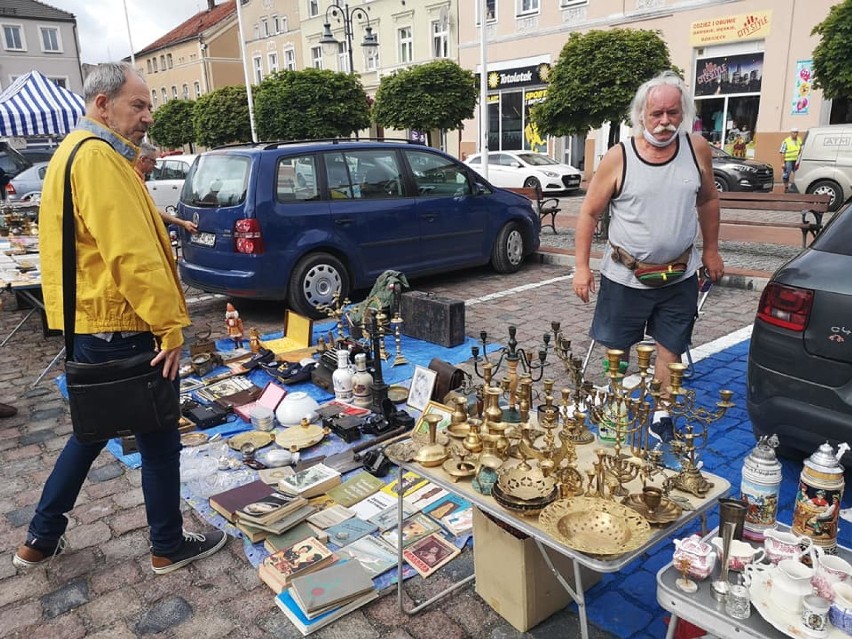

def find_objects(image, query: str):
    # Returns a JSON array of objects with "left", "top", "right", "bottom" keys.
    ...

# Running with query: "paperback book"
[
  {"left": 380, "top": 471, "right": 428, "bottom": 499},
  {"left": 264, "top": 522, "right": 328, "bottom": 554},
  {"left": 258, "top": 536, "right": 337, "bottom": 594},
  {"left": 349, "top": 491, "right": 397, "bottom": 521},
  {"left": 289, "top": 560, "right": 374, "bottom": 617},
  {"left": 208, "top": 479, "right": 275, "bottom": 522},
  {"left": 235, "top": 491, "right": 308, "bottom": 527},
  {"left": 278, "top": 464, "right": 342, "bottom": 499},
  {"left": 423, "top": 493, "right": 471, "bottom": 523},
  {"left": 402, "top": 533, "right": 460, "bottom": 578},
  {"left": 325, "top": 472, "right": 386, "bottom": 508},
  {"left": 368, "top": 502, "right": 416, "bottom": 532},
  {"left": 336, "top": 535, "right": 398, "bottom": 578},
  {"left": 381, "top": 512, "right": 442, "bottom": 550},
  {"left": 405, "top": 483, "right": 449, "bottom": 512},
  {"left": 441, "top": 507, "right": 473, "bottom": 537},
  {"left": 275, "top": 588, "right": 377, "bottom": 636},
  {"left": 325, "top": 517, "right": 378, "bottom": 546},
  {"left": 306, "top": 504, "right": 354, "bottom": 529},
  {"left": 240, "top": 504, "right": 317, "bottom": 537}
]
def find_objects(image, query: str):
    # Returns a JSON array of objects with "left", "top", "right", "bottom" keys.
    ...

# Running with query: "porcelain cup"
[
  {"left": 712, "top": 537, "right": 766, "bottom": 571},
  {"left": 764, "top": 528, "right": 812, "bottom": 564},
  {"left": 811, "top": 546, "right": 852, "bottom": 601},
  {"left": 801, "top": 594, "right": 831, "bottom": 637},
  {"left": 829, "top": 582, "right": 852, "bottom": 636}
]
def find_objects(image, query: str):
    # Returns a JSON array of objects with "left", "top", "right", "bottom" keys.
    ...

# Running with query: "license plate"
[{"left": 190, "top": 232, "right": 215, "bottom": 247}]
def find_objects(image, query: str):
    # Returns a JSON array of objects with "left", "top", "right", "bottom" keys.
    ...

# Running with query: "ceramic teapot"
[
  {"left": 673, "top": 534, "right": 717, "bottom": 580},
  {"left": 711, "top": 536, "right": 766, "bottom": 571},
  {"left": 829, "top": 582, "right": 852, "bottom": 635},
  {"left": 763, "top": 528, "right": 813, "bottom": 564},
  {"left": 811, "top": 545, "right": 852, "bottom": 601}
]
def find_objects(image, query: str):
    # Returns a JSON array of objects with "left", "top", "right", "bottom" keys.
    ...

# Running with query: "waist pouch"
[
  {"left": 66, "top": 352, "right": 180, "bottom": 444},
  {"left": 611, "top": 244, "right": 692, "bottom": 288}
]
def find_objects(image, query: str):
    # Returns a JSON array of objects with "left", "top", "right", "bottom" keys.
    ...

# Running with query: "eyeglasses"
[{"left": 140, "top": 156, "right": 156, "bottom": 164}]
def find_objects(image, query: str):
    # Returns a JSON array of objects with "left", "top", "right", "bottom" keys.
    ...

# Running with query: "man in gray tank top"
[{"left": 572, "top": 71, "right": 724, "bottom": 411}]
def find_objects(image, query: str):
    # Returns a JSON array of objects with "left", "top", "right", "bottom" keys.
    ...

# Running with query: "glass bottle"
[
  {"left": 351, "top": 353, "right": 373, "bottom": 408},
  {"left": 332, "top": 349, "right": 354, "bottom": 402}
]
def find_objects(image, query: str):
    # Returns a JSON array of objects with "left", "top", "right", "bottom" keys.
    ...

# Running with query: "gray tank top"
[{"left": 599, "top": 133, "right": 702, "bottom": 288}]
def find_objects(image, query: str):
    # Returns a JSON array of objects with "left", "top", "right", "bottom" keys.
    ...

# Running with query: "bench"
[
  {"left": 718, "top": 192, "right": 831, "bottom": 248},
  {"left": 505, "top": 186, "right": 562, "bottom": 234}
]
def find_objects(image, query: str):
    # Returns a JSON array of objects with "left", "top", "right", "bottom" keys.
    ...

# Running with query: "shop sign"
[
  {"left": 791, "top": 60, "right": 812, "bottom": 115},
  {"left": 477, "top": 63, "right": 551, "bottom": 91},
  {"left": 690, "top": 11, "right": 772, "bottom": 46}
]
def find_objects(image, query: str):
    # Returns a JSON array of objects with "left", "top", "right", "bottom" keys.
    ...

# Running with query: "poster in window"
[
  {"left": 694, "top": 52, "right": 764, "bottom": 97},
  {"left": 791, "top": 60, "right": 812, "bottom": 116}
]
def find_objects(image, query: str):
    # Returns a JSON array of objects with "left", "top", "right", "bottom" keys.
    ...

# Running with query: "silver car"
[{"left": 5, "top": 161, "right": 48, "bottom": 201}]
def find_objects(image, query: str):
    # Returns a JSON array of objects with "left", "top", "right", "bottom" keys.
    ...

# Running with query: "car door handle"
[
  {"left": 334, "top": 217, "right": 355, "bottom": 225},
  {"left": 420, "top": 213, "right": 437, "bottom": 222}
]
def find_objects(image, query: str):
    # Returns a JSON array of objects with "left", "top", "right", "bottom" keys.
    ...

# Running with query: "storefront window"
[{"left": 501, "top": 91, "right": 523, "bottom": 150}]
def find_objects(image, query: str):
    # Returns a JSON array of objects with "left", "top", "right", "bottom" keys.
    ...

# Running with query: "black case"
[{"left": 399, "top": 291, "right": 465, "bottom": 347}]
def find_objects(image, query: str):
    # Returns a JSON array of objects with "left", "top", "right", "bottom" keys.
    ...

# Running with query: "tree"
[
  {"left": 533, "top": 29, "right": 673, "bottom": 144},
  {"left": 253, "top": 69, "right": 370, "bottom": 140},
  {"left": 149, "top": 99, "right": 196, "bottom": 150},
  {"left": 811, "top": 0, "right": 852, "bottom": 101},
  {"left": 192, "top": 85, "right": 252, "bottom": 148},
  {"left": 372, "top": 59, "right": 477, "bottom": 143}
]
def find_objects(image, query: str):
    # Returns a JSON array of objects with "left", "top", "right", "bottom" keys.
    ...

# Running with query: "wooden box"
[
  {"left": 260, "top": 310, "right": 314, "bottom": 361},
  {"left": 399, "top": 291, "right": 465, "bottom": 348}
]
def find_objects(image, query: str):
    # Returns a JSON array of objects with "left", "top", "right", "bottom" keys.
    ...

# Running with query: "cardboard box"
[{"left": 472, "top": 507, "right": 601, "bottom": 632}]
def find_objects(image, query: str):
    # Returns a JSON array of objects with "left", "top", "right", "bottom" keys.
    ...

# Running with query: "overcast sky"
[{"left": 58, "top": 0, "right": 209, "bottom": 64}]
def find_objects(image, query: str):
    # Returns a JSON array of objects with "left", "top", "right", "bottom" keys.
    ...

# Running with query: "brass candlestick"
[{"left": 390, "top": 312, "right": 408, "bottom": 366}]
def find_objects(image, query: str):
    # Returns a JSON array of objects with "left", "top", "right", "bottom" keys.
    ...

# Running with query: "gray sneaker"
[{"left": 151, "top": 529, "right": 227, "bottom": 575}]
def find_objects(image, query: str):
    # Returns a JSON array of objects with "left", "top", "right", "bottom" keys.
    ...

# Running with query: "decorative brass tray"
[
  {"left": 385, "top": 440, "right": 419, "bottom": 464},
  {"left": 228, "top": 431, "right": 275, "bottom": 451},
  {"left": 275, "top": 422, "right": 327, "bottom": 451},
  {"left": 539, "top": 497, "right": 652, "bottom": 556},
  {"left": 387, "top": 385, "right": 409, "bottom": 404},
  {"left": 180, "top": 432, "right": 209, "bottom": 447},
  {"left": 497, "top": 465, "right": 557, "bottom": 501},
  {"left": 621, "top": 493, "right": 682, "bottom": 525},
  {"left": 492, "top": 483, "right": 558, "bottom": 517}
]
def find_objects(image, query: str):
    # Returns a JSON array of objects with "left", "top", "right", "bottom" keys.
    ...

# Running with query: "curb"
[{"left": 533, "top": 247, "right": 772, "bottom": 293}]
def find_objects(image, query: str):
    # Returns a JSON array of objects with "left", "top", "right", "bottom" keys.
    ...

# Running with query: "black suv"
[{"left": 710, "top": 146, "right": 773, "bottom": 192}]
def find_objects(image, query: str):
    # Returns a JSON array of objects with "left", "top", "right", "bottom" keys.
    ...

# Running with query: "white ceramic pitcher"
[{"left": 811, "top": 545, "right": 852, "bottom": 600}]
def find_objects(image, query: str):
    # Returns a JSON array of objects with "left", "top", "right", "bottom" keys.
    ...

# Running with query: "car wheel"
[
  {"left": 808, "top": 180, "right": 843, "bottom": 212},
  {"left": 523, "top": 177, "right": 541, "bottom": 191},
  {"left": 714, "top": 174, "right": 730, "bottom": 192},
  {"left": 287, "top": 252, "right": 350, "bottom": 319},
  {"left": 491, "top": 222, "right": 525, "bottom": 274}
]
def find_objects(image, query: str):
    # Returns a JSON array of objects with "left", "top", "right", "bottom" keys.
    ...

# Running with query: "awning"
[{"left": 0, "top": 70, "right": 84, "bottom": 137}]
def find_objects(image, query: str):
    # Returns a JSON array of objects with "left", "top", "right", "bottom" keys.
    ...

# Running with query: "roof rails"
[{"left": 213, "top": 137, "right": 427, "bottom": 151}]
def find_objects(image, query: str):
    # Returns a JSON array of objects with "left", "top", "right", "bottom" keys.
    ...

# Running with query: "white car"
[
  {"left": 465, "top": 151, "right": 582, "bottom": 194},
  {"left": 146, "top": 154, "right": 197, "bottom": 210}
]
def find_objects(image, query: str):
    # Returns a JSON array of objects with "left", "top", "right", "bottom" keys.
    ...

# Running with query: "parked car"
[
  {"left": 710, "top": 146, "right": 774, "bottom": 192},
  {"left": 794, "top": 124, "right": 852, "bottom": 212},
  {"left": 177, "top": 140, "right": 540, "bottom": 317},
  {"left": 0, "top": 141, "right": 32, "bottom": 180},
  {"left": 146, "top": 154, "right": 197, "bottom": 210},
  {"left": 19, "top": 147, "right": 57, "bottom": 163},
  {"left": 747, "top": 200, "right": 852, "bottom": 460},
  {"left": 4, "top": 161, "right": 48, "bottom": 201},
  {"left": 465, "top": 151, "right": 582, "bottom": 194}
]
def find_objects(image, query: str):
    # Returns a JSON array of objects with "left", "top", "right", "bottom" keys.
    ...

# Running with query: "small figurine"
[
  {"left": 249, "top": 327, "right": 261, "bottom": 353},
  {"left": 225, "top": 302, "right": 244, "bottom": 348}
]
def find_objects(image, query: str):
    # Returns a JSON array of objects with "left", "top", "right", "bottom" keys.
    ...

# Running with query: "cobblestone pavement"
[{"left": 0, "top": 246, "right": 764, "bottom": 637}]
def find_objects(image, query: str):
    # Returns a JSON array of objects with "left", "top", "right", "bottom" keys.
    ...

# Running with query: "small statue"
[
  {"left": 248, "top": 327, "right": 261, "bottom": 353},
  {"left": 225, "top": 302, "right": 244, "bottom": 348}
]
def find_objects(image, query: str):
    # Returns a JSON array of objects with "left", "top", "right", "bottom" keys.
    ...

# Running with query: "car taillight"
[
  {"left": 757, "top": 282, "right": 813, "bottom": 332},
  {"left": 5, "top": 183, "right": 15, "bottom": 196},
  {"left": 234, "top": 218, "right": 264, "bottom": 254}
]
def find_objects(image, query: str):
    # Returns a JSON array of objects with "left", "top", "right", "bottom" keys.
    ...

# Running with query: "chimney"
[{"left": 207, "top": 0, "right": 215, "bottom": 10}]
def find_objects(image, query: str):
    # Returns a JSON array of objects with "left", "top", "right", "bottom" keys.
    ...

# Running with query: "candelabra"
[{"left": 316, "top": 291, "right": 350, "bottom": 344}]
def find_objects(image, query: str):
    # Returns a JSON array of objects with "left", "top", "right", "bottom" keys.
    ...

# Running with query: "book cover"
[
  {"left": 349, "top": 491, "right": 397, "bottom": 521},
  {"left": 289, "top": 560, "right": 374, "bottom": 615},
  {"left": 258, "top": 466, "right": 295, "bottom": 486},
  {"left": 336, "top": 535, "right": 398, "bottom": 578},
  {"left": 423, "top": 493, "right": 471, "bottom": 523},
  {"left": 380, "top": 471, "right": 428, "bottom": 499},
  {"left": 368, "top": 502, "right": 416, "bottom": 532},
  {"left": 235, "top": 520, "right": 270, "bottom": 544},
  {"left": 259, "top": 536, "right": 336, "bottom": 593},
  {"left": 275, "top": 588, "right": 377, "bottom": 636},
  {"left": 441, "top": 507, "right": 473, "bottom": 537},
  {"left": 208, "top": 479, "right": 275, "bottom": 522},
  {"left": 405, "top": 483, "right": 449, "bottom": 512},
  {"left": 249, "top": 504, "right": 317, "bottom": 535},
  {"left": 381, "top": 512, "right": 442, "bottom": 550},
  {"left": 196, "top": 375, "right": 256, "bottom": 402},
  {"left": 235, "top": 491, "right": 307, "bottom": 526},
  {"left": 325, "top": 472, "right": 386, "bottom": 508},
  {"left": 402, "top": 533, "right": 460, "bottom": 578},
  {"left": 325, "top": 517, "right": 378, "bottom": 546},
  {"left": 306, "top": 504, "right": 354, "bottom": 529},
  {"left": 278, "top": 464, "right": 342, "bottom": 498},
  {"left": 264, "top": 522, "right": 328, "bottom": 554}
]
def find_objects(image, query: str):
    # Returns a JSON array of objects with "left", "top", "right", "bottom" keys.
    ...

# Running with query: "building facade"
[
  {"left": 239, "top": 0, "right": 304, "bottom": 83},
  {"left": 0, "top": 0, "right": 83, "bottom": 94},
  {"left": 457, "top": 0, "right": 837, "bottom": 180},
  {"left": 134, "top": 0, "right": 242, "bottom": 112}
]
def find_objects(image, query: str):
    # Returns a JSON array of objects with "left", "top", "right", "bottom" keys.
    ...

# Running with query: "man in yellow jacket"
[
  {"left": 779, "top": 127, "right": 803, "bottom": 192},
  {"left": 13, "top": 62, "right": 227, "bottom": 574}
]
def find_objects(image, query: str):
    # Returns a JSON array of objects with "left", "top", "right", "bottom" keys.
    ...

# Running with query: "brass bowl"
[
  {"left": 497, "top": 464, "right": 557, "bottom": 501},
  {"left": 442, "top": 458, "right": 477, "bottom": 482},
  {"left": 539, "top": 497, "right": 652, "bottom": 556},
  {"left": 491, "top": 483, "right": 558, "bottom": 517},
  {"left": 447, "top": 422, "right": 470, "bottom": 439}
]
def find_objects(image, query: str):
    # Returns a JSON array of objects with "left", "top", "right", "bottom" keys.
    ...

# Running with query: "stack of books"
[
  {"left": 278, "top": 464, "right": 342, "bottom": 499},
  {"left": 258, "top": 536, "right": 337, "bottom": 594},
  {"left": 234, "top": 491, "right": 316, "bottom": 542},
  {"left": 288, "top": 561, "right": 375, "bottom": 619}
]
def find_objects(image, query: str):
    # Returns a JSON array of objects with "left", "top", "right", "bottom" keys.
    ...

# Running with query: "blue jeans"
[
  {"left": 27, "top": 332, "right": 184, "bottom": 555},
  {"left": 782, "top": 160, "right": 796, "bottom": 183}
]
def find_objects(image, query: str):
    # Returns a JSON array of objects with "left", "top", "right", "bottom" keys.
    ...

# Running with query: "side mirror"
[
  {"left": 510, "top": 161, "right": 522, "bottom": 168},
  {"left": 474, "top": 183, "right": 490, "bottom": 196}
]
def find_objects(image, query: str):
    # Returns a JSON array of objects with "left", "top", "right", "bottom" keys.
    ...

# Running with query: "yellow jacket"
[{"left": 39, "top": 120, "right": 190, "bottom": 350}]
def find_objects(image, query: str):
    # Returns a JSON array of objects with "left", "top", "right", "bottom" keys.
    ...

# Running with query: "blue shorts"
[
  {"left": 590, "top": 274, "right": 699, "bottom": 355},
  {"left": 782, "top": 160, "right": 796, "bottom": 181}
]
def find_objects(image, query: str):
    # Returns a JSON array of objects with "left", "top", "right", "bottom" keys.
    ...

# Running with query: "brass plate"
[
  {"left": 387, "top": 385, "right": 409, "bottom": 404},
  {"left": 275, "top": 422, "right": 326, "bottom": 451},
  {"left": 621, "top": 493, "right": 682, "bottom": 525},
  {"left": 228, "top": 431, "right": 275, "bottom": 451},
  {"left": 385, "top": 440, "right": 419, "bottom": 464},
  {"left": 181, "top": 432, "right": 209, "bottom": 447},
  {"left": 539, "top": 497, "right": 652, "bottom": 556}
]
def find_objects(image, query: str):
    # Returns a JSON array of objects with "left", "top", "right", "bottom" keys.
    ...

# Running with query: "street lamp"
[{"left": 318, "top": 1, "right": 378, "bottom": 74}]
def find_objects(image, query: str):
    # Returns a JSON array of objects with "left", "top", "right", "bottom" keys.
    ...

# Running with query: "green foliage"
[
  {"left": 253, "top": 69, "right": 370, "bottom": 140},
  {"left": 811, "top": 0, "right": 852, "bottom": 100},
  {"left": 533, "top": 29, "right": 673, "bottom": 137},
  {"left": 192, "top": 85, "right": 253, "bottom": 147},
  {"left": 149, "top": 99, "right": 196, "bottom": 149},
  {"left": 372, "top": 59, "right": 477, "bottom": 133}
]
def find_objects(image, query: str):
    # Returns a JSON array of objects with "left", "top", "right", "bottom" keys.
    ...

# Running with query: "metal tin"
[
  {"left": 792, "top": 441, "right": 850, "bottom": 553},
  {"left": 741, "top": 434, "right": 783, "bottom": 541}
]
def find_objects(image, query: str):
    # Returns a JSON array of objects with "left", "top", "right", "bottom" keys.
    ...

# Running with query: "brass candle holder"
[{"left": 389, "top": 312, "right": 408, "bottom": 366}]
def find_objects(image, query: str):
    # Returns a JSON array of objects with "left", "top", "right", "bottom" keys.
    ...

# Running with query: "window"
[
  {"left": 49, "top": 77, "right": 67, "bottom": 88},
  {"left": 476, "top": 0, "right": 497, "bottom": 23},
  {"left": 253, "top": 24, "right": 260, "bottom": 40},
  {"left": 404, "top": 150, "right": 470, "bottom": 197},
  {"left": 2, "top": 24, "right": 24, "bottom": 51},
  {"left": 560, "top": 0, "right": 588, "bottom": 5},
  {"left": 311, "top": 46, "right": 323, "bottom": 69},
  {"left": 39, "top": 27, "right": 60, "bottom": 52},
  {"left": 272, "top": 15, "right": 279, "bottom": 33},
  {"left": 347, "top": 150, "right": 403, "bottom": 200},
  {"left": 516, "top": 0, "right": 539, "bottom": 15},
  {"left": 281, "top": 16, "right": 288, "bottom": 32},
  {"left": 308, "top": 0, "right": 319, "bottom": 17},
  {"left": 268, "top": 52, "right": 279, "bottom": 74},
  {"left": 161, "top": 88, "right": 168, "bottom": 103},
  {"left": 398, "top": 27, "right": 412, "bottom": 64},
  {"left": 167, "top": 53, "right": 173, "bottom": 68},
  {"left": 194, "top": 81, "right": 201, "bottom": 98},
  {"left": 151, "top": 90, "right": 158, "bottom": 107},
  {"left": 284, "top": 48, "right": 296, "bottom": 71},
  {"left": 261, "top": 18, "right": 269, "bottom": 38},
  {"left": 147, "top": 59, "right": 153, "bottom": 74},
  {"left": 366, "top": 49, "right": 379, "bottom": 71},
  {"left": 337, "top": 42, "right": 349, "bottom": 73},
  {"left": 160, "top": 55, "right": 166, "bottom": 70},
  {"left": 152, "top": 57, "right": 158, "bottom": 72},
  {"left": 432, "top": 20, "right": 448, "bottom": 58},
  {"left": 182, "top": 83, "right": 189, "bottom": 99},
  {"left": 324, "top": 152, "right": 353, "bottom": 199},
  {"left": 172, "top": 86, "right": 178, "bottom": 99},
  {"left": 253, "top": 56, "right": 263, "bottom": 83},
  {"left": 276, "top": 155, "right": 318, "bottom": 202}
]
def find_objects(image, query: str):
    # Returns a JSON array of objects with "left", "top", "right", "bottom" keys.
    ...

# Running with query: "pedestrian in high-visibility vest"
[{"left": 779, "top": 127, "right": 802, "bottom": 192}]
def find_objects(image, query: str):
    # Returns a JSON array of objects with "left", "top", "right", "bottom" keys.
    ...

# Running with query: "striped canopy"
[{"left": 0, "top": 70, "right": 84, "bottom": 137}]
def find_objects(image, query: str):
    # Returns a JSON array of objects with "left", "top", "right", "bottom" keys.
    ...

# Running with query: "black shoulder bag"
[{"left": 62, "top": 138, "right": 180, "bottom": 443}]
